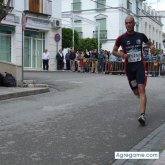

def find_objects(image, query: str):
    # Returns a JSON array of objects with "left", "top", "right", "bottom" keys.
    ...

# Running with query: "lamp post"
[{"left": 21, "top": 12, "right": 26, "bottom": 87}]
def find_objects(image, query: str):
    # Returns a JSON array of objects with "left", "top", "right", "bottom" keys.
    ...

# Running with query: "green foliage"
[
  {"left": 79, "top": 38, "right": 99, "bottom": 51},
  {"left": 62, "top": 28, "right": 101, "bottom": 51},
  {"left": 62, "top": 28, "right": 79, "bottom": 49},
  {"left": 156, "top": 48, "right": 161, "bottom": 54}
]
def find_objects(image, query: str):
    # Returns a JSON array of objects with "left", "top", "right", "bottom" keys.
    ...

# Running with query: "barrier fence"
[{"left": 72, "top": 58, "right": 165, "bottom": 76}]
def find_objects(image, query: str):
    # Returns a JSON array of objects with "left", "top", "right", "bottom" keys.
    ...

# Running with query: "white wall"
[{"left": 62, "top": 0, "right": 163, "bottom": 50}]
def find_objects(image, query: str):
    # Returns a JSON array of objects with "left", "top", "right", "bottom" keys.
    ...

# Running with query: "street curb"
[
  {"left": 111, "top": 123, "right": 165, "bottom": 165},
  {"left": 0, "top": 87, "right": 49, "bottom": 101}
]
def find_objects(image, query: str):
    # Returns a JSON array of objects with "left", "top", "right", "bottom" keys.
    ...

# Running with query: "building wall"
[
  {"left": 62, "top": 0, "right": 163, "bottom": 51},
  {"left": 1, "top": 0, "right": 62, "bottom": 71}
]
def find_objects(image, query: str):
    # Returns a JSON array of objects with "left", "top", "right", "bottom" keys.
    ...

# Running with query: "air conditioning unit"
[{"left": 52, "top": 19, "right": 61, "bottom": 28}]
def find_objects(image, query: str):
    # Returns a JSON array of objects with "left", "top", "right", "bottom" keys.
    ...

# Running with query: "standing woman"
[{"left": 42, "top": 49, "right": 50, "bottom": 70}]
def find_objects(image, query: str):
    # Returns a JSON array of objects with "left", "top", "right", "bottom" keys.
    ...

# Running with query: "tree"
[
  {"left": 79, "top": 38, "right": 100, "bottom": 51},
  {"left": 0, "top": 0, "right": 11, "bottom": 22},
  {"left": 62, "top": 28, "right": 79, "bottom": 49}
]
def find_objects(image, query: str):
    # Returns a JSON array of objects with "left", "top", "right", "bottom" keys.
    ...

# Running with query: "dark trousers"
[
  {"left": 66, "top": 59, "right": 70, "bottom": 70},
  {"left": 43, "top": 59, "right": 49, "bottom": 70}
]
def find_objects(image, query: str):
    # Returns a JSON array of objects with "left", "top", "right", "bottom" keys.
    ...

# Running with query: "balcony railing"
[
  {"left": 24, "top": 0, "right": 52, "bottom": 16},
  {"left": 93, "top": 30, "right": 107, "bottom": 40}
]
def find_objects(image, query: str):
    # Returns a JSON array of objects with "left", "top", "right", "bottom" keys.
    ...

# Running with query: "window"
[
  {"left": 127, "top": 0, "right": 132, "bottom": 11},
  {"left": 29, "top": 0, "right": 43, "bottom": 13},
  {"left": 95, "top": 18, "right": 107, "bottom": 39},
  {"left": 72, "top": 0, "right": 81, "bottom": 11},
  {"left": 0, "top": 32, "right": 11, "bottom": 62},
  {"left": 97, "top": 0, "right": 106, "bottom": 9},
  {"left": 74, "top": 20, "right": 82, "bottom": 38}
]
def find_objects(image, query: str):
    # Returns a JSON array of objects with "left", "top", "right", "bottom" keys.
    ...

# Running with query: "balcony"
[
  {"left": 24, "top": 0, "right": 52, "bottom": 16},
  {"left": 93, "top": 30, "right": 107, "bottom": 40}
]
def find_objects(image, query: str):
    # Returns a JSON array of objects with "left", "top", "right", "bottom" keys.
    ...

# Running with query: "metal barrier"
[
  {"left": 145, "top": 61, "right": 165, "bottom": 77},
  {"left": 72, "top": 59, "right": 165, "bottom": 76},
  {"left": 110, "top": 61, "right": 125, "bottom": 74},
  {"left": 107, "top": 61, "right": 165, "bottom": 76}
]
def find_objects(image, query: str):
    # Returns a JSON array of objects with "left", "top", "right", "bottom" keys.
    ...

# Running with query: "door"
[
  {"left": 24, "top": 37, "right": 43, "bottom": 68},
  {"left": 32, "top": 39, "right": 42, "bottom": 68},
  {"left": 24, "top": 37, "right": 31, "bottom": 67}
]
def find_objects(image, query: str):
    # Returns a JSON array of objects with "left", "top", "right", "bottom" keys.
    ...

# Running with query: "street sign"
[{"left": 54, "top": 33, "right": 60, "bottom": 42}]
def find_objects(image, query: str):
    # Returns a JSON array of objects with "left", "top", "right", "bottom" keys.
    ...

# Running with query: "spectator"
[
  {"left": 56, "top": 49, "right": 64, "bottom": 70},
  {"left": 70, "top": 48, "right": 76, "bottom": 71},
  {"left": 91, "top": 49, "right": 98, "bottom": 73},
  {"left": 42, "top": 49, "right": 50, "bottom": 71},
  {"left": 65, "top": 49, "right": 70, "bottom": 70},
  {"left": 98, "top": 49, "right": 105, "bottom": 73}
]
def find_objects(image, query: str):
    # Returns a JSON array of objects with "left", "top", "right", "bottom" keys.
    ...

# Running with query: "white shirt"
[{"left": 42, "top": 52, "right": 50, "bottom": 60}]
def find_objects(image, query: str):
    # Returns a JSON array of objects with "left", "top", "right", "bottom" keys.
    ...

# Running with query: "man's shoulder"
[
  {"left": 118, "top": 32, "right": 127, "bottom": 38},
  {"left": 115, "top": 32, "right": 127, "bottom": 43},
  {"left": 135, "top": 32, "right": 146, "bottom": 37}
]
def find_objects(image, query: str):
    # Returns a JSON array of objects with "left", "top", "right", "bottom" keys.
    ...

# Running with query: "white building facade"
[
  {"left": 62, "top": 0, "right": 163, "bottom": 51},
  {"left": 141, "top": 3, "right": 163, "bottom": 49},
  {"left": 0, "top": 0, "right": 62, "bottom": 71}
]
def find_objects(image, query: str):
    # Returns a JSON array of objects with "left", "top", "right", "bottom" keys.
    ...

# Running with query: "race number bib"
[{"left": 128, "top": 51, "right": 141, "bottom": 62}]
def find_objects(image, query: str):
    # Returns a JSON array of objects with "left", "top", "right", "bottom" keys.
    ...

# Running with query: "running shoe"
[{"left": 138, "top": 114, "right": 146, "bottom": 126}]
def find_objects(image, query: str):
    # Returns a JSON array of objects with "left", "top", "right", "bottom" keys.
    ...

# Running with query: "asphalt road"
[{"left": 0, "top": 71, "right": 165, "bottom": 165}]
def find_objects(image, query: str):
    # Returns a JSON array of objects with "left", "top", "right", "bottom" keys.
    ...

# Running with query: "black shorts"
[{"left": 126, "top": 61, "right": 146, "bottom": 90}]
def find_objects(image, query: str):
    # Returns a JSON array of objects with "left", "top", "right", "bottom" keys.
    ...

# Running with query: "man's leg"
[
  {"left": 136, "top": 84, "right": 147, "bottom": 126},
  {"left": 43, "top": 60, "right": 45, "bottom": 70},
  {"left": 132, "top": 83, "right": 147, "bottom": 126},
  {"left": 137, "top": 84, "right": 147, "bottom": 114}
]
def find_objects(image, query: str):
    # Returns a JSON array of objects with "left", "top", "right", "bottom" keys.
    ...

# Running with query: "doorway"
[{"left": 24, "top": 34, "right": 44, "bottom": 69}]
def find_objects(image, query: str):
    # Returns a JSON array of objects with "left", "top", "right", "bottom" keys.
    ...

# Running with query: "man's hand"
[{"left": 122, "top": 53, "right": 130, "bottom": 59}]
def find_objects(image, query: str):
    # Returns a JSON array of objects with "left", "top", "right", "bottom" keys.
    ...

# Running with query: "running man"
[{"left": 112, "top": 15, "right": 155, "bottom": 126}]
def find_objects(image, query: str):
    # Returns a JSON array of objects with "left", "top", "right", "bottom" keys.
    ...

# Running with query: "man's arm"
[{"left": 112, "top": 45, "right": 129, "bottom": 59}]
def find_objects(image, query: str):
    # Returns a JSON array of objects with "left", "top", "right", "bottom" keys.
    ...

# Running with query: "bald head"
[
  {"left": 125, "top": 15, "right": 135, "bottom": 34},
  {"left": 125, "top": 15, "right": 135, "bottom": 23}
]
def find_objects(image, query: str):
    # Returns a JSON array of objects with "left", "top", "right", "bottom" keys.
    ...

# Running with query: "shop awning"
[
  {"left": 0, "top": 24, "right": 15, "bottom": 32},
  {"left": 25, "top": 29, "right": 40, "bottom": 36}
]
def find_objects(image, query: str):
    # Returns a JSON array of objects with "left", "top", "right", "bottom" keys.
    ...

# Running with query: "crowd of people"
[
  {"left": 55, "top": 47, "right": 165, "bottom": 76},
  {"left": 56, "top": 48, "right": 124, "bottom": 74}
]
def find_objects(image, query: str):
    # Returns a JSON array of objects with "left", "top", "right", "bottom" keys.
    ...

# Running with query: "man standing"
[
  {"left": 42, "top": 49, "right": 50, "bottom": 71},
  {"left": 65, "top": 49, "right": 70, "bottom": 70},
  {"left": 112, "top": 15, "right": 155, "bottom": 126},
  {"left": 56, "top": 49, "right": 64, "bottom": 70}
]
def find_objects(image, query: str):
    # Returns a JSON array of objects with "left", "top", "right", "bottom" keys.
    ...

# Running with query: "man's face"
[{"left": 125, "top": 17, "right": 135, "bottom": 33}]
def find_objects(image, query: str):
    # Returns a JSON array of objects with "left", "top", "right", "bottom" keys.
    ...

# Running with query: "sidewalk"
[
  {"left": 112, "top": 123, "right": 165, "bottom": 165},
  {"left": 0, "top": 84, "right": 49, "bottom": 101}
]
